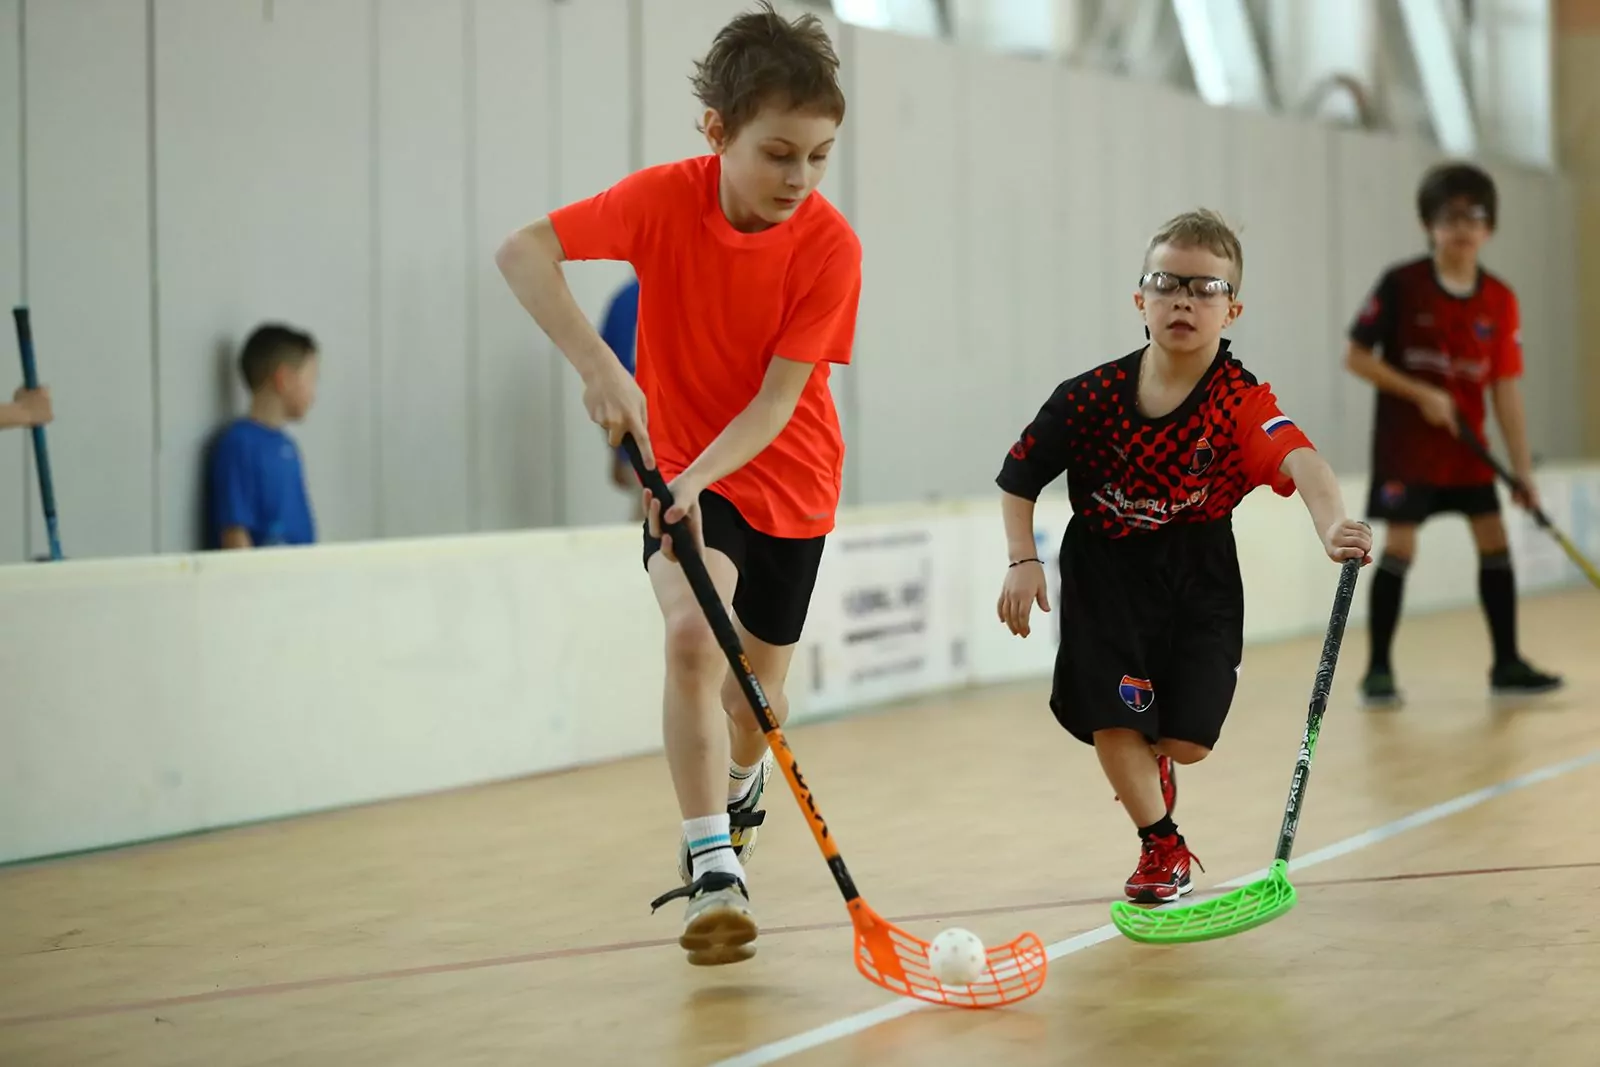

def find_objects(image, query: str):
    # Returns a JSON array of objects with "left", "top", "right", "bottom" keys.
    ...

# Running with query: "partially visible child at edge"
[
  {"left": 599, "top": 275, "right": 646, "bottom": 520},
  {"left": 1343, "top": 161, "right": 1562, "bottom": 706},
  {"left": 494, "top": 3, "right": 859, "bottom": 965},
  {"left": 0, "top": 384, "right": 51, "bottom": 431},
  {"left": 994, "top": 210, "right": 1373, "bottom": 906},
  {"left": 207, "top": 324, "right": 320, "bottom": 550}
]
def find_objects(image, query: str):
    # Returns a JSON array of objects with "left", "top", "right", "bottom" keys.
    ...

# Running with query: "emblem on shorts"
[
  {"left": 1188, "top": 435, "right": 1214, "bottom": 475},
  {"left": 1119, "top": 675, "right": 1155, "bottom": 713},
  {"left": 1381, "top": 480, "right": 1406, "bottom": 505}
]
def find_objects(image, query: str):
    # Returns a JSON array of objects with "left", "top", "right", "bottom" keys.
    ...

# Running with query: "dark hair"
[
  {"left": 1417, "top": 161, "right": 1498, "bottom": 228},
  {"left": 239, "top": 323, "right": 317, "bottom": 391},
  {"left": 690, "top": 1, "right": 846, "bottom": 140}
]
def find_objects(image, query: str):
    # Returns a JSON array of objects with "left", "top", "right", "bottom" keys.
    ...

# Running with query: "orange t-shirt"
[{"left": 548, "top": 155, "right": 862, "bottom": 540}]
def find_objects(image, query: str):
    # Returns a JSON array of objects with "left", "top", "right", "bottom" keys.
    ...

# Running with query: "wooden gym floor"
[{"left": 2, "top": 588, "right": 1598, "bottom": 1066}]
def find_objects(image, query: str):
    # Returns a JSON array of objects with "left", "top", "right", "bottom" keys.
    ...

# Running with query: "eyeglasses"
[
  {"left": 1138, "top": 271, "right": 1235, "bottom": 303},
  {"left": 1432, "top": 205, "right": 1489, "bottom": 227}
]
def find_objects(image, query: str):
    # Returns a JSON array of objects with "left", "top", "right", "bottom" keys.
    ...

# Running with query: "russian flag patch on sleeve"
[{"left": 1262, "top": 414, "right": 1295, "bottom": 438}]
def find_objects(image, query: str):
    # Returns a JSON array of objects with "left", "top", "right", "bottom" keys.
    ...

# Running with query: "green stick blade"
[{"left": 1109, "top": 860, "right": 1297, "bottom": 944}]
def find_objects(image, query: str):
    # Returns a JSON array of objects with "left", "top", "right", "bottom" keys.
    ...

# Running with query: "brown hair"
[
  {"left": 1144, "top": 209, "right": 1244, "bottom": 290},
  {"left": 239, "top": 323, "right": 317, "bottom": 391},
  {"left": 690, "top": 2, "right": 846, "bottom": 140}
]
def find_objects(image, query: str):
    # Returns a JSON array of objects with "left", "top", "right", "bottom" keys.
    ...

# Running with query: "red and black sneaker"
[{"left": 1124, "top": 833, "right": 1202, "bottom": 904}]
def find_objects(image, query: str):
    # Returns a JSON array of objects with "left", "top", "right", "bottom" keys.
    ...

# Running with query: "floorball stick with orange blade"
[{"left": 622, "top": 435, "right": 1048, "bottom": 1008}]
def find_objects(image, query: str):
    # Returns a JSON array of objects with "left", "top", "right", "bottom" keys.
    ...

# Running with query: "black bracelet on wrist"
[{"left": 1009, "top": 557, "right": 1042, "bottom": 568}]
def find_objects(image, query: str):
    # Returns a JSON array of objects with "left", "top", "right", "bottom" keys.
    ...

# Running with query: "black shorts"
[
  {"left": 1365, "top": 480, "right": 1500, "bottom": 524},
  {"left": 1049, "top": 517, "right": 1244, "bottom": 750},
  {"left": 642, "top": 488, "right": 826, "bottom": 647}
]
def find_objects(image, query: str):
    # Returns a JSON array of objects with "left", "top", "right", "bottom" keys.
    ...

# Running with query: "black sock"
[
  {"left": 1138, "top": 815, "right": 1178, "bottom": 841},
  {"left": 1368, "top": 553, "right": 1410, "bottom": 673},
  {"left": 1478, "top": 551, "right": 1519, "bottom": 667}
]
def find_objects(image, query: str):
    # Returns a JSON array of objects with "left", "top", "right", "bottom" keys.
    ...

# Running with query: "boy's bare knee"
[
  {"left": 1470, "top": 513, "right": 1509, "bottom": 554},
  {"left": 721, "top": 664, "right": 789, "bottom": 730},
  {"left": 1382, "top": 523, "right": 1418, "bottom": 561},
  {"left": 1156, "top": 739, "right": 1211, "bottom": 765},
  {"left": 663, "top": 607, "right": 721, "bottom": 677}
]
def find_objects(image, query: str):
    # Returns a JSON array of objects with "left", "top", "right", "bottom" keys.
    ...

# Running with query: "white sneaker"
[{"left": 650, "top": 871, "right": 759, "bottom": 966}]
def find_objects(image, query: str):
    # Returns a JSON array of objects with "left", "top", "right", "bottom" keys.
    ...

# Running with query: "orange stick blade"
[{"left": 848, "top": 902, "right": 1048, "bottom": 1008}]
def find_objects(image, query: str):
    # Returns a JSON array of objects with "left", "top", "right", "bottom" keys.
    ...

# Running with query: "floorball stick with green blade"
[{"left": 1109, "top": 553, "right": 1363, "bottom": 944}]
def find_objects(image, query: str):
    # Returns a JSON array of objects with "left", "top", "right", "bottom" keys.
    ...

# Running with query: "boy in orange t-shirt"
[{"left": 495, "top": 2, "right": 860, "bottom": 966}]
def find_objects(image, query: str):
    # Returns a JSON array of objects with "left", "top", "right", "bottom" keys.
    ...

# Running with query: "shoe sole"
[
  {"left": 681, "top": 905, "right": 759, "bottom": 966},
  {"left": 1491, "top": 681, "right": 1565, "bottom": 699},
  {"left": 1125, "top": 880, "right": 1194, "bottom": 906}
]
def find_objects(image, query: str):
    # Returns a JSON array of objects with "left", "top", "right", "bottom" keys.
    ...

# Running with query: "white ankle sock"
[
  {"left": 683, "top": 814, "right": 743, "bottom": 880},
  {"left": 727, "top": 757, "right": 763, "bottom": 803}
]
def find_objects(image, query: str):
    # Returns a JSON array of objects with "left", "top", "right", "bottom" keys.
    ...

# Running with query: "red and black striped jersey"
[{"left": 1348, "top": 256, "right": 1522, "bottom": 486}]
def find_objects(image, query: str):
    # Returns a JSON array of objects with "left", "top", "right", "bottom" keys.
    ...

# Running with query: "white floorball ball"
[{"left": 928, "top": 927, "right": 987, "bottom": 986}]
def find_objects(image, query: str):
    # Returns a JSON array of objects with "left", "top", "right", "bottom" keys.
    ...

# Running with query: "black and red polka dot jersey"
[{"left": 997, "top": 340, "right": 1316, "bottom": 539}]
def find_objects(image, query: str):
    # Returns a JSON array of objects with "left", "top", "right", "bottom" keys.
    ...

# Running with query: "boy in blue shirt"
[
  {"left": 600, "top": 276, "right": 642, "bottom": 509},
  {"left": 207, "top": 324, "right": 319, "bottom": 549}
]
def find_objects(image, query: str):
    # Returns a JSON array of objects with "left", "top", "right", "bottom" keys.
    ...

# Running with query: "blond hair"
[{"left": 1143, "top": 209, "right": 1243, "bottom": 291}]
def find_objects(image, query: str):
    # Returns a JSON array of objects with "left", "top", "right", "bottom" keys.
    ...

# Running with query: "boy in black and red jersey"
[
  {"left": 993, "top": 210, "right": 1372, "bottom": 905},
  {"left": 1345, "top": 162, "right": 1561, "bottom": 706}
]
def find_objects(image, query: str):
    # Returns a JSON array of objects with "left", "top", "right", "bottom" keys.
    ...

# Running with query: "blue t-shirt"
[
  {"left": 207, "top": 418, "right": 316, "bottom": 548},
  {"left": 599, "top": 278, "right": 640, "bottom": 463},
  {"left": 600, "top": 277, "right": 639, "bottom": 376}
]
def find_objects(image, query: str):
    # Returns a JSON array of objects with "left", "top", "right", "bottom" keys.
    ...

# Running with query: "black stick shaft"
[
  {"left": 1275, "top": 555, "right": 1362, "bottom": 864},
  {"left": 12, "top": 307, "right": 63, "bottom": 561}
]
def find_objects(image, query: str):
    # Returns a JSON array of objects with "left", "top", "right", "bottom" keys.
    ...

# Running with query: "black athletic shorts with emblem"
[
  {"left": 1364, "top": 478, "right": 1501, "bottom": 524},
  {"left": 1050, "top": 514, "right": 1244, "bottom": 750}
]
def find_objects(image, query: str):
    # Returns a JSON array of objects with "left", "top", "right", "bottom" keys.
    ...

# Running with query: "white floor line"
[{"left": 709, "top": 746, "right": 1600, "bottom": 1067}]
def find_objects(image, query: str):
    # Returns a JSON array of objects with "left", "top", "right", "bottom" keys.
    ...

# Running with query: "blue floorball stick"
[{"left": 12, "top": 307, "right": 64, "bottom": 561}]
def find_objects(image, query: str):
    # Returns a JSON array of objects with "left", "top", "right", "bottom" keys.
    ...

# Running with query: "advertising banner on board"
[{"left": 798, "top": 516, "right": 968, "bottom": 719}]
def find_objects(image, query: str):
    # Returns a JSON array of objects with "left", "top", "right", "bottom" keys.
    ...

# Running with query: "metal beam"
[
  {"left": 1465, "top": 0, "right": 1553, "bottom": 167},
  {"left": 1170, "top": 0, "right": 1273, "bottom": 110},
  {"left": 1261, "top": 0, "right": 1379, "bottom": 125},
  {"left": 829, "top": 0, "right": 944, "bottom": 37},
  {"left": 1394, "top": 0, "right": 1478, "bottom": 156},
  {"left": 947, "top": 0, "right": 1056, "bottom": 54}
]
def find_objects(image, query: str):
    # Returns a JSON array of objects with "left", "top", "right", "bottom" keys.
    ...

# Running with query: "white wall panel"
[
  {"left": 375, "top": 0, "right": 471, "bottom": 538},
  {"left": 1225, "top": 109, "right": 1339, "bottom": 460},
  {"left": 554, "top": 0, "right": 638, "bottom": 528},
  {"left": 153, "top": 0, "right": 375, "bottom": 550},
  {"left": 849, "top": 28, "right": 962, "bottom": 505},
  {"left": 471, "top": 0, "right": 558, "bottom": 531},
  {"left": 22, "top": 0, "right": 154, "bottom": 560},
  {"left": 1051, "top": 68, "right": 1118, "bottom": 380},
  {"left": 0, "top": 0, "right": 24, "bottom": 564},
  {"left": 958, "top": 48, "right": 1060, "bottom": 495},
  {"left": 1098, "top": 78, "right": 1233, "bottom": 314}
]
